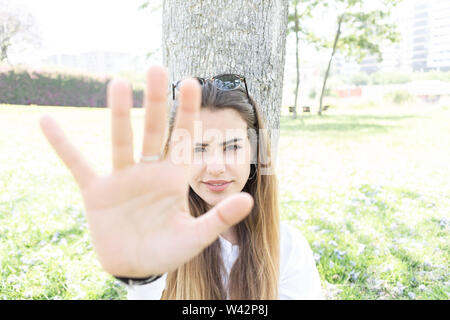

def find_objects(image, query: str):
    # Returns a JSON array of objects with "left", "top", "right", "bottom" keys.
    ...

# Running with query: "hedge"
[{"left": 0, "top": 67, "right": 143, "bottom": 108}]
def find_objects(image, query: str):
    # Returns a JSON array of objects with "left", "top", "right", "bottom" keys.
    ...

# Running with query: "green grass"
[{"left": 0, "top": 100, "right": 449, "bottom": 300}]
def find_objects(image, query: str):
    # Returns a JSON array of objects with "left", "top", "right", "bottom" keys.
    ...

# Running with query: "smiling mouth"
[
  {"left": 202, "top": 181, "right": 233, "bottom": 191},
  {"left": 202, "top": 180, "right": 232, "bottom": 185}
]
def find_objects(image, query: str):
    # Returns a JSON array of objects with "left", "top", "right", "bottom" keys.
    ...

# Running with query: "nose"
[
  {"left": 206, "top": 162, "right": 226, "bottom": 176},
  {"left": 205, "top": 149, "right": 226, "bottom": 176}
]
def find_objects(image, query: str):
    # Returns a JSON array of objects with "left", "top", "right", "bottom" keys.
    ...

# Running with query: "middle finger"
[
  {"left": 142, "top": 65, "right": 168, "bottom": 157},
  {"left": 108, "top": 78, "right": 135, "bottom": 170}
]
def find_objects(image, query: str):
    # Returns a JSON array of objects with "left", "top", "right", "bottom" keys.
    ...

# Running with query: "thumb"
[{"left": 193, "top": 192, "right": 254, "bottom": 247}]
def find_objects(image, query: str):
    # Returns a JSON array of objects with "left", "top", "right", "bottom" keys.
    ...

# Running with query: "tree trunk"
[
  {"left": 292, "top": 3, "right": 300, "bottom": 120},
  {"left": 162, "top": 0, "right": 289, "bottom": 162},
  {"left": 318, "top": 14, "right": 343, "bottom": 116}
]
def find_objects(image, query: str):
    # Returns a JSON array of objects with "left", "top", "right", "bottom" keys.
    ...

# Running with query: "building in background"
[
  {"left": 355, "top": 0, "right": 450, "bottom": 74},
  {"left": 410, "top": 0, "right": 450, "bottom": 71},
  {"left": 40, "top": 51, "right": 149, "bottom": 75}
]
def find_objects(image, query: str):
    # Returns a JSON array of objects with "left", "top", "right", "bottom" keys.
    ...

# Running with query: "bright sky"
[
  {"left": 6, "top": 0, "right": 409, "bottom": 79},
  {"left": 9, "top": 0, "right": 162, "bottom": 62}
]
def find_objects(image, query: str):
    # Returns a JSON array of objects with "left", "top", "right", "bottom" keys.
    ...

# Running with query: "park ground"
[{"left": 0, "top": 97, "right": 449, "bottom": 299}]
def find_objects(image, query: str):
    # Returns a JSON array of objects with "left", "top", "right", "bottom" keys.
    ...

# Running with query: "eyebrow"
[{"left": 195, "top": 138, "right": 243, "bottom": 147}]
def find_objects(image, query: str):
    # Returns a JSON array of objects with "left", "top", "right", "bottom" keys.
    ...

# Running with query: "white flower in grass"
[
  {"left": 349, "top": 270, "right": 360, "bottom": 282},
  {"left": 74, "top": 292, "right": 86, "bottom": 300},
  {"left": 314, "top": 253, "right": 321, "bottom": 263},
  {"left": 329, "top": 240, "right": 338, "bottom": 247},
  {"left": 51, "top": 232, "right": 60, "bottom": 243},
  {"left": 334, "top": 249, "right": 346, "bottom": 260},
  {"left": 418, "top": 284, "right": 426, "bottom": 291},
  {"left": 308, "top": 225, "right": 321, "bottom": 233},
  {"left": 394, "top": 282, "right": 406, "bottom": 296},
  {"left": 382, "top": 264, "right": 394, "bottom": 273},
  {"left": 367, "top": 278, "right": 384, "bottom": 290},
  {"left": 51, "top": 249, "right": 63, "bottom": 259},
  {"left": 312, "top": 240, "right": 320, "bottom": 247},
  {"left": 357, "top": 244, "right": 366, "bottom": 255},
  {"left": 17, "top": 225, "right": 27, "bottom": 233},
  {"left": 408, "top": 292, "right": 416, "bottom": 299}
]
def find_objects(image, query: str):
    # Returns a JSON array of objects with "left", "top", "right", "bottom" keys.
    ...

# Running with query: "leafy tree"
[
  {"left": 138, "top": 1, "right": 163, "bottom": 62},
  {"left": 287, "top": 0, "right": 320, "bottom": 119},
  {"left": 0, "top": 0, "right": 41, "bottom": 66},
  {"left": 351, "top": 72, "right": 370, "bottom": 86},
  {"left": 316, "top": 0, "right": 402, "bottom": 115},
  {"left": 138, "top": 0, "right": 163, "bottom": 12},
  {"left": 371, "top": 71, "right": 411, "bottom": 84}
]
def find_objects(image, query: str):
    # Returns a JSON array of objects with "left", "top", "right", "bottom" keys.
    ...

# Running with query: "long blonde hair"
[{"left": 160, "top": 81, "right": 280, "bottom": 299}]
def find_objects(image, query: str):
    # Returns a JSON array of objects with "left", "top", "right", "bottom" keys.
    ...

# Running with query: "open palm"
[{"left": 39, "top": 65, "right": 254, "bottom": 278}]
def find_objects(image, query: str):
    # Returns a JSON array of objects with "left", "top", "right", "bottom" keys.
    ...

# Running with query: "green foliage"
[
  {"left": 0, "top": 67, "right": 143, "bottom": 107},
  {"left": 324, "top": 87, "right": 337, "bottom": 97},
  {"left": 287, "top": 0, "right": 321, "bottom": 36},
  {"left": 336, "top": 4, "right": 402, "bottom": 62},
  {"left": 371, "top": 71, "right": 412, "bottom": 85},
  {"left": 339, "top": 71, "right": 450, "bottom": 86},
  {"left": 384, "top": 90, "right": 414, "bottom": 104},
  {"left": 137, "top": 0, "right": 162, "bottom": 12},
  {"left": 295, "top": 0, "right": 402, "bottom": 61},
  {"left": 351, "top": 72, "right": 370, "bottom": 86},
  {"left": 371, "top": 71, "right": 450, "bottom": 84},
  {"left": 412, "top": 71, "right": 450, "bottom": 83},
  {"left": 309, "top": 88, "right": 317, "bottom": 99}
]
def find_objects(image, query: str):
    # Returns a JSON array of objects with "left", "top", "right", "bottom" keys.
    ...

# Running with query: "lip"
[{"left": 202, "top": 180, "right": 232, "bottom": 192}]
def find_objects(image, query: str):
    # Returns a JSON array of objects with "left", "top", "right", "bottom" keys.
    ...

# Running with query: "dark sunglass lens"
[
  {"left": 175, "top": 78, "right": 204, "bottom": 91},
  {"left": 214, "top": 75, "right": 241, "bottom": 90},
  {"left": 174, "top": 80, "right": 182, "bottom": 91}
]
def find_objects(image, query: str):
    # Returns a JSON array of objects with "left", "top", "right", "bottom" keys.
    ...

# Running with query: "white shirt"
[{"left": 126, "top": 221, "right": 325, "bottom": 300}]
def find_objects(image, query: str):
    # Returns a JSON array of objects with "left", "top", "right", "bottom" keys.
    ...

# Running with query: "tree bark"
[
  {"left": 318, "top": 14, "right": 343, "bottom": 116},
  {"left": 162, "top": 0, "right": 289, "bottom": 160},
  {"left": 292, "top": 3, "right": 300, "bottom": 120}
]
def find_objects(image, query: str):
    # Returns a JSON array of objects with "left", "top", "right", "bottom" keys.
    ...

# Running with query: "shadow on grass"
[
  {"left": 280, "top": 114, "right": 428, "bottom": 134},
  {"left": 282, "top": 122, "right": 393, "bottom": 133},
  {"left": 389, "top": 246, "right": 423, "bottom": 271}
]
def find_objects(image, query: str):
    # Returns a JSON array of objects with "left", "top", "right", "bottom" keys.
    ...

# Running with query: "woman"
[{"left": 39, "top": 65, "right": 323, "bottom": 300}]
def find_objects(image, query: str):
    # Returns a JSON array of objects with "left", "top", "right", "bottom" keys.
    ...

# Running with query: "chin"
[{"left": 204, "top": 194, "right": 226, "bottom": 206}]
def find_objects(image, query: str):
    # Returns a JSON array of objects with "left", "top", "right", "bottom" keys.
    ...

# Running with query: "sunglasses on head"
[{"left": 172, "top": 74, "right": 249, "bottom": 100}]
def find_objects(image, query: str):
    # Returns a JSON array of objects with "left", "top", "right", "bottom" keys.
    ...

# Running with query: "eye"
[{"left": 225, "top": 144, "right": 242, "bottom": 151}]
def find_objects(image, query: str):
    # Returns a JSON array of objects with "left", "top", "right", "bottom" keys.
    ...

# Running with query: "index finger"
[{"left": 167, "top": 78, "right": 201, "bottom": 165}]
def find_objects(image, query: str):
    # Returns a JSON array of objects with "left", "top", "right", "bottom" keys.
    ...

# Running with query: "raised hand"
[{"left": 39, "top": 65, "right": 254, "bottom": 277}]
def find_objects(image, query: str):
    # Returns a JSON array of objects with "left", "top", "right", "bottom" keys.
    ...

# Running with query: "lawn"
[{"left": 0, "top": 100, "right": 449, "bottom": 299}]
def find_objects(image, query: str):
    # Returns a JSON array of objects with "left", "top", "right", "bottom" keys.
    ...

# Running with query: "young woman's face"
[{"left": 188, "top": 108, "right": 252, "bottom": 208}]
